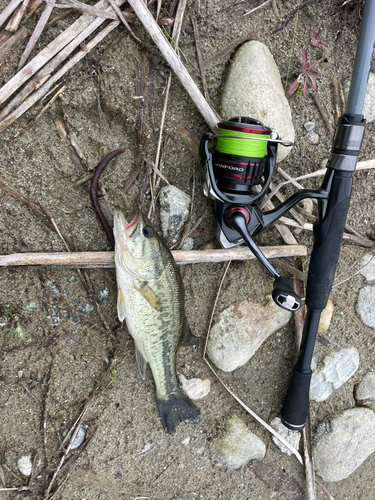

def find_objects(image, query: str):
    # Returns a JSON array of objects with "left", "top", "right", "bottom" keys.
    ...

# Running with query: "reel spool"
[
  {"left": 199, "top": 117, "right": 288, "bottom": 206},
  {"left": 213, "top": 118, "right": 271, "bottom": 196}
]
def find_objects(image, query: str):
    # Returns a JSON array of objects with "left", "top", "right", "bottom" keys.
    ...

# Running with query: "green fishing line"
[{"left": 216, "top": 127, "right": 270, "bottom": 157}]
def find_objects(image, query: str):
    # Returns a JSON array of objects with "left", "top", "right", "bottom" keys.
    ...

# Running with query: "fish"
[{"left": 113, "top": 206, "right": 200, "bottom": 434}]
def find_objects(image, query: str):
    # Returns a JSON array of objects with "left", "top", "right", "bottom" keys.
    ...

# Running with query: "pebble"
[
  {"left": 158, "top": 185, "right": 192, "bottom": 247},
  {"left": 179, "top": 374, "right": 211, "bottom": 400},
  {"left": 307, "top": 131, "right": 319, "bottom": 145},
  {"left": 213, "top": 414, "right": 266, "bottom": 469},
  {"left": 221, "top": 41, "right": 294, "bottom": 163},
  {"left": 355, "top": 372, "right": 375, "bottom": 401},
  {"left": 270, "top": 417, "right": 301, "bottom": 456},
  {"left": 318, "top": 299, "right": 334, "bottom": 333},
  {"left": 359, "top": 254, "right": 375, "bottom": 281},
  {"left": 313, "top": 408, "right": 375, "bottom": 482},
  {"left": 355, "top": 284, "right": 375, "bottom": 328},
  {"left": 303, "top": 121, "right": 315, "bottom": 132},
  {"left": 63, "top": 426, "right": 86, "bottom": 449},
  {"left": 17, "top": 455, "right": 33, "bottom": 476},
  {"left": 309, "top": 348, "right": 359, "bottom": 402},
  {"left": 207, "top": 296, "right": 292, "bottom": 372},
  {"left": 182, "top": 437, "right": 190, "bottom": 446}
]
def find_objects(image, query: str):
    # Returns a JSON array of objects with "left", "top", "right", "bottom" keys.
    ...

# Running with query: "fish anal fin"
[
  {"left": 135, "top": 344, "right": 148, "bottom": 381},
  {"left": 134, "top": 281, "right": 163, "bottom": 311},
  {"left": 117, "top": 289, "right": 126, "bottom": 322}
]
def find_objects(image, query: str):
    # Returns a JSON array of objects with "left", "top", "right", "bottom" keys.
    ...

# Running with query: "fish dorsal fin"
[
  {"left": 117, "top": 289, "right": 126, "bottom": 322},
  {"left": 134, "top": 281, "right": 163, "bottom": 311},
  {"left": 135, "top": 344, "right": 148, "bottom": 381}
]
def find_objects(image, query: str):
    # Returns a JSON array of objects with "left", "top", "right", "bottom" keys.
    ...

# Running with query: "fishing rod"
[{"left": 199, "top": 0, "right": 375, "bottom": 431}]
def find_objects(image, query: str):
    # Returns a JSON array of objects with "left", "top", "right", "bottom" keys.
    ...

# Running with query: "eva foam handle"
[
  {"left": 305, "top": 172, "right": 353, "bottom": 311},
  {"left": 281, "top": 368, "right": 312, "bottom": 430}
]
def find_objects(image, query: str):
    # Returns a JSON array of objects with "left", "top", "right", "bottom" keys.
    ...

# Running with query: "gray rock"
[
  {"left": 356, "top": 284, "right": 375, "bottom": 328},
  {"left": 359, "top": 254, "right": 375, "bottom": 281},
  {"left": 355, "top": 372, "right": 375, "bottom": 401},
  {"left": 270, "top": 417, "right": 301, "bottom": 456},
  {"left": 159, "top": 185, "right": 191, "bottom": 246},
  {"left": 313, "top": 408, "right": 375, "bottom": 482},
  {"left": 207, "top": 296, "right": 291, "bottom": 372},
  {"left": 310, "top": 348, "right": 359, "bottom": 402},
  {"left": 63, "top": 426, "right": 86, "bottom": 449},
  {"left": 213, "top": 414, "right": 266, "bottom": 469},
  {"left": 179, "top": 374, "right": 211, "bottom": 400},
  {"left": 221, "top": 41, "right": 294, "bottom": 163}
]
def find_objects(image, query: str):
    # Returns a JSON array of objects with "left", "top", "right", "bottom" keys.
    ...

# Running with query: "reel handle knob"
[{"left": 272, "top": 277, "right": 302, "bottom": 312}]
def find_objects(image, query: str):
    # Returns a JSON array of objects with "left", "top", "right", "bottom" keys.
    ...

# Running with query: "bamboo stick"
[
  {"left": 126, "top": 0, "right": 221, "bottom": 133},
  {"left": 0, "top": 245, "right": 307, "bottom": 268},
  {"left": 0, "top": 17, "right": 121, "bottom": 132},
  {"left": 0, "top": 0, "right": 125, "bottom": 107},
  {"left": 0, "top": 0, "right": 23, "bottom": 29}
]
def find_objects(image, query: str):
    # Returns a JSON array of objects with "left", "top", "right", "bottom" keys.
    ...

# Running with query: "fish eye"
[{"left": 142, "top": 226, "right": 154, "bottom": 238}]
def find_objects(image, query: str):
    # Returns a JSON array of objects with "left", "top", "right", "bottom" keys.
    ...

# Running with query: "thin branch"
[{"left": 0, "top": 245, "right": 307, "bottom": 268}]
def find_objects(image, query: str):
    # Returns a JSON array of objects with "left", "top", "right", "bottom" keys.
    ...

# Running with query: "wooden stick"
[
  {"left": 5, "top": 0, "right": 30, "bottom": 32},
  {"left": 0, "top": 245, "right": 307, "bottom": 268},
  {"left": 0, "top": 0, "right": 23, "bottom": 29},
  {"left": 0, "top": 0, "right": 125, "bottom": 107},
  {"left": 17, "top": 0, "right": 56, "bottom": 71},
  {"left": 0, "top": 17, "right": 121, "bottom": 132},
  {"left": 126, "top": 0, "right": 220, "bottom": 133}
]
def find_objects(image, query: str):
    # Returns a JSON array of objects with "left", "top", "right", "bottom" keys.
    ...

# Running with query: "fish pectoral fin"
[
  {"left": 134, "top": 281, "right": 163, "bottom": 311},
  {"left": 117, "top": 289, "right": 126, "bottom": 322},
  {"left": 135, "top": 344, "right": 148, "bottom": 381}
]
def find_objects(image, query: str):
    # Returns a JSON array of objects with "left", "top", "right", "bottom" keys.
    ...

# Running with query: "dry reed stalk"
[
  {"left": 0, "top": 0, "right": 125, "bottom": 108},
  {"left": 126, "top": 0, "right": 221, "bottom": 133},
  {"left": 0, "top": 25, "right": 28, "bottom": 60},
  {"left": 17, "top": 0, "right": 56, "bottom": 71},
  {"left": 0, "top": 17, "right": 121, "bottom": 132},
  {"left": 5, "top": 0, "right": 30, "bottom": 31}
]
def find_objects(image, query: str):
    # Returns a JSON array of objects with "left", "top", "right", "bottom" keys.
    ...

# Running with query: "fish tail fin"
[{"left": 157, "top": 390, "right": 200, "bottom": 434}]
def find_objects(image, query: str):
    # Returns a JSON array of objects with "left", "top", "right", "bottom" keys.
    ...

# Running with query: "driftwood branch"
[
  {"left": 126, "top": 0, "right": 221, "bottom": 132},
  {"left": 0, "top": 245, "right": 307, "bottom": 268},
  {"left": 0, "top": 0, "right": 23, "bottom": 28}
]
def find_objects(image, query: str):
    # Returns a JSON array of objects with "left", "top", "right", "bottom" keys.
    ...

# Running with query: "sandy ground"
[{"left": 0, "top": 0, "right": 375, "bottom": 499}]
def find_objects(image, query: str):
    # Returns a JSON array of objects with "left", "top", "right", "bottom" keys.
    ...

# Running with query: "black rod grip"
[
  {"left": 305, "top": 172, "right": 352, "bottom": 311},
  {"left": 281, "top": 368, "right": 312, "bottom": 431}
]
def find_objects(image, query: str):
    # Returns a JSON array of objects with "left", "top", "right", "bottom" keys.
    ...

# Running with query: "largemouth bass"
[{"left": 113, "top": 206, "right": 200, "bottom": 434}]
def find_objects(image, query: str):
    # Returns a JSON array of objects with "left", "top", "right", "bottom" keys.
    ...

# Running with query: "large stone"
[
  {"left": 221, "top": 41, "right": 295, "bottom": 162},
  {"left": 360, "top": 254, "right": 375, "bottom": 281},
  {"left": 309, "top": 348, "right": 359, "bottom": 402},
  {"left": 213, "top": 414, "right": 266, "bottom": 469},
  {"left": 207, "top": 296, "right": 292, "bottom": 372},
  {"left": 313, "top": 408, "right": 375, "bottom": 482}
]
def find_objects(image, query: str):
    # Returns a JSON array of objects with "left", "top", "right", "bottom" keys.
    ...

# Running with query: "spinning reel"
[{"left": 199, "top": 117, "right": 326, "bottom": 313}]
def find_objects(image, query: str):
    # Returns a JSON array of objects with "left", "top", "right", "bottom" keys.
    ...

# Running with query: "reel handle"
[{"left": 227, "top": 209, "right": 301, "bottom": 312}]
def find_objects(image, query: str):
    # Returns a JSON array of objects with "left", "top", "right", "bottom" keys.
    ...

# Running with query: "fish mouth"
[{"left": 114, "top": 207, "right": 141, "bottom": 240}]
